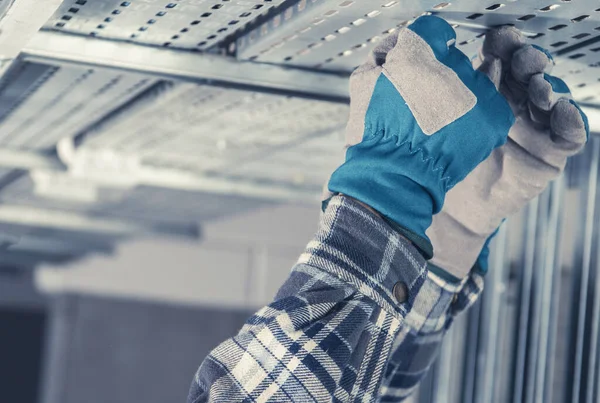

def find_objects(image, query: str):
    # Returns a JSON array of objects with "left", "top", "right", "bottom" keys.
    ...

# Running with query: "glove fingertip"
[
  {"left": 568, "top": 99, "right": 590, "bottom": 141},
  {"left": 482, "top": 26, "right": 525, "bottom": 62},
  {"left": 543, "top": 73, "right": 570, "bottom": 94},
  {"left": 551, "top": 99, "right": 590, "bottom": 144},
  {"left": 531, "top": 45, "right": 555, "bottom": 64},
  {"left": 529, "top": 73, "right": 557, "bottom": 111},
  {"left": 511, "top": 45, "right": 554, "bottom": 84}
]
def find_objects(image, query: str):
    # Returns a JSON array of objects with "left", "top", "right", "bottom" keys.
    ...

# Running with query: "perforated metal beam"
[
  {"left": 0, "top": 147, "right": 319, "bottom": 202},
  {"left": 0, "top": 0, "right": 64, "bottom": 74},
  {"left": 0, "top": 149, "right": 65, "bottom": 171},
  {"left": 0, "top": 204, "right": 198, "bottom": 238},
  {"left": 21, "top": 30, "right": 350, "bottom": 103},
  {"left": 21, "top": 30, "right": 600, "bottom": 133},
  {"left": 135, "top": 166, "right": 320, "bottom": 203}
]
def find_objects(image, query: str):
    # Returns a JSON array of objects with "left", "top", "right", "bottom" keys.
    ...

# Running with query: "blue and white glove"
[
  {"left": 327, "top": 16, "right": 514, "bottom": 258},
  {"left": 427, "top": 27, "right": 589, "bottom": 280}
]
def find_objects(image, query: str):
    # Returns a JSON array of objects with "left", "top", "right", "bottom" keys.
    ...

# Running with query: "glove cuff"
[
  {"left": 427, "top": 209, "right": 491, "bottom": 279},
  {"left": 328, "top": 138, "right": 442, "bottom": 259}
]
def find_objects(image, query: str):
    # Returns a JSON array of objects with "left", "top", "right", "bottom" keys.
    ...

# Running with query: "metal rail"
[{"left": 21, "top": 30, "right": 351, "bottom": 103}]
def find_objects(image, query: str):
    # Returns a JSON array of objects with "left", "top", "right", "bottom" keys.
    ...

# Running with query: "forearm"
[{"left": 188, "top": 195, "right": 463, "bottom": 403}]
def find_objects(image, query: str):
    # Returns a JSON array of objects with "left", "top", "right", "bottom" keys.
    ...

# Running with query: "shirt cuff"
[{"left": 299, "top": 195, "right": 460, "bottom": 333}]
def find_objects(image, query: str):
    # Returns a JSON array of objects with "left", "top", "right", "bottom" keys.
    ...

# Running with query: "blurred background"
[{"left": 0, "top": 0, "right": 599, "bottom": 402}]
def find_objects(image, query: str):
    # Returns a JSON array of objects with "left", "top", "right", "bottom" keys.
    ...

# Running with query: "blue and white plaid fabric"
[{"left": 188, "top": 195, "right": 484, "bottom": 402}]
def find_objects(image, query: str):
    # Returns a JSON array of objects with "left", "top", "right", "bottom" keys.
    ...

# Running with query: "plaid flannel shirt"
[{"left": 188, "top": 195, "right": 484, "bottom": 402}]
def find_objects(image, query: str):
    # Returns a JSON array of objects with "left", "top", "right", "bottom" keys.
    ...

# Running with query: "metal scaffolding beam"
[
  {"left": 0, "top": 149, "right": 65, "bottom": 171},
  {"left": 19, "top": 31, "right": 600, "bottom": 132},
  {"left": 0, "top": 204, "right": 196, "bottom": 238},
  {"left": 0, "top": 148, "right": 319, "bottom": 203},
  {"left": 0, "top": 0, "right": 64, "bottom": 74},
  {"left": 21, "top": 31, "right": 350, "bottom": 103}
]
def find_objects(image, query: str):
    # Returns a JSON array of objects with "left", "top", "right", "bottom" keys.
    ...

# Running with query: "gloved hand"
[
  {"left": 427, "top": 27, "right": 589, "bottom": 280},
  {"left": 327, "top": 15, "right": 515, "bottom": 258}
]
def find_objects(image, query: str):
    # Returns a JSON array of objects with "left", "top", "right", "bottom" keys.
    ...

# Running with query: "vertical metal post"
[
  {"left": 594, "top": 315, "right": 600, "bottom": 403},
  {"left": 543, "top": 177, "right": 567, "bottom": 403},
  {"left": 462, "top": 300, "right": 482, "bottom": 403},
  {"left": 434, "top": 326, "right": 456, "bottom": 403},
  {"left": 479, "top": 222, "right": 509, "bottom": 403},
  {"left": 586, "top": 163, "right": 600, "bottom": 403},
  {"left": 572, "top": 138, "right": 600, "bottom": 403},
  {"left": 513, "top": 198, "right": 539, "bottom": 403},
  {"left": 448, "top": 313, "right": 469, "bottom": 403},
  {"left": 419, "top": 363, "right": 437, "bottom": 403},
  {"left": 535, "top": 178, "right": 564, "bottom": 403},
  {"left": 525, "top": 189, "right": 550, "bottom": 403}
]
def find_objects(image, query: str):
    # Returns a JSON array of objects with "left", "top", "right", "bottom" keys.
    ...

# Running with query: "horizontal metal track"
[
  {"left": 20, "top": 31, "right": 600, "bottom": 133},
  {"left": 22, "top": 30, "right": 350, "bottom": 103},
  {"left": 0, "top": 204, "right": 199, "bottom": 238},
  {"left": 0, "top": 0, "right": 63, "bottom": 75},
  {"left": 0, "top": 149, "right": 65, "bottom": 171},
  {"left": 0, "top": 148, "right": 319, "bottom": 204}
]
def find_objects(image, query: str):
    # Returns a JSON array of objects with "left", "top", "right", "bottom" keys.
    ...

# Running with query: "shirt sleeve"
[{"left": 187, "top": 195, "right": 471, "bottom": 403}]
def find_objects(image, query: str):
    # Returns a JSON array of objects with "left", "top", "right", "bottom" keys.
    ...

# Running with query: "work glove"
[
  {"left": 427, "top": 27, "right": 590, "bottom": 280},
  {"left": 327, "top": 15, "right": 515, "bottom": 258}
]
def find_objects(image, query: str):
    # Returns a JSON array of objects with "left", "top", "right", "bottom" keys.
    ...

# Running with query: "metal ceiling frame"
[
  {"left": 19, "top": 29, "right": 600, "bottom": 132},
  {"left": 0, "top": 0, "right": 64, "bottom": 74},
  {"left": 2, "top": 26, "right": 597, "bottom": 203},
  {"left": 0, "top": 146, "right": 320, "bottom": 203},
  {"left": 22, "top": 30, "right": 350, "bottom": 103},
  {"left": 0, "top": 204, "right": 197, "bottom": 237},
  {"left": 0, "top": 149, "right": 65, "bottom": 171},
  {"left": 0, "top": 0, "right": 598, "bottom": 269}
]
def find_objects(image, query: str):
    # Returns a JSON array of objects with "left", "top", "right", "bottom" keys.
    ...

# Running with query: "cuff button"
[{"left": 393, "top": 281, "right": 409, "bottom": 304}]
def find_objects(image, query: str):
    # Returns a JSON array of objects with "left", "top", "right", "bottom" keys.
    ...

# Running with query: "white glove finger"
[
  {"left": 482, "top": 26, "right": 526, "bottom": 63},
  {"left": 529, "top": 73, "right": 571, "bottom": 112},
  {"left": 511, "top": 45, "right": 554, "bottom": 85},
  {"left": 550, "top": 98, "right": 589, "bottom": 149}
]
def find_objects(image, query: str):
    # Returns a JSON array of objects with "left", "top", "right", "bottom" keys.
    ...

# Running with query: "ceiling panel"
[
  {"left": 79, "top": 82, "right": 348, "bottom": 187},
  {"left": 45, "top": 0, "right": 288, "bottom": 51},
  {"left": 0, "top": 60, "right": 158, "bottom": 151},
  {"left": 236, "top": 0, "right": 600, "bottom": 104},
  {"left": 0, "top": 173, "right": 275, "bottom": 225}
]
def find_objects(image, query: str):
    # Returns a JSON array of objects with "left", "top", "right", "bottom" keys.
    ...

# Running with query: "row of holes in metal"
[
  {"left": 273, "top": 1, "right": 600, "bottom": 65},
  {"left": 311, "top": 28, "right": 600, "bottom": 71},
  {"left": 55, "top": 0, "right": 272, "bottom": 48}
]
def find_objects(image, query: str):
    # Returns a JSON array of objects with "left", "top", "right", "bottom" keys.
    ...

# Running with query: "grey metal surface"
[
  {"left": 0, "top": 0, "right": 63, "bottom": 76},
  {"left": 45, "top": 0, "right": 287, "bottom": 51},
  {"left": 420, "top": 140, "right": 600, "bottom": 403},
  {"left": 572, "top": 138, "right": 599, "bottom": 403},
  {"left": 513, "top": 199, "right": 538, "bottom": 403},
  {"left": 0, "top": 170, "right": 275, "bottom": 230},
  {"left": 22, "top": 30, "right": 351, "bottom": 102},
  {"left": 237, "top": 0, "right": 600, "bottom": 105},
  {"left": 0, "top": 149, "right": 64, "bottom": 171},
  {"left": 0, "top": 59, "right": 157, "bottom": 151},
  {"left": 78, "top": 82, "right": 347, "bottom": 189}
]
